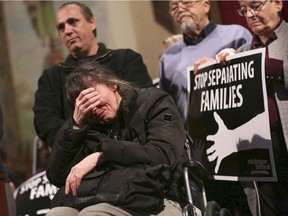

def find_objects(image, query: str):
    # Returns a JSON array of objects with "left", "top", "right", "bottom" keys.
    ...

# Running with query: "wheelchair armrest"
[
  {"left": 183, "top": 160, "right": 208, "bottom": 182},
  {"left": 183, "top": 160, "right": 208, "bottom": 213}
]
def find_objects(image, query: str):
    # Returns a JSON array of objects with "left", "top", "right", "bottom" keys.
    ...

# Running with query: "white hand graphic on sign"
[{"left": 206, "top": 111, "right": 269, "bottom": 173}]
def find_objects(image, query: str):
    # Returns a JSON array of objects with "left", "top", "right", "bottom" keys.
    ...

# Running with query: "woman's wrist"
[{"left": 72, "top": 118, "right": 81, "bottom": 129}]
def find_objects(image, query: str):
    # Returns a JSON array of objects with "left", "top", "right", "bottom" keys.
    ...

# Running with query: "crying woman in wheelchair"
[{"left": 46, "top": 62, "right": 191, "bottom": 216}]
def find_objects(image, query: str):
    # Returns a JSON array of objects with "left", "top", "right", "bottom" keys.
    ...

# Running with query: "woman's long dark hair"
[{"left": 65, "top": 62, "right": 132, "bottom": 108}]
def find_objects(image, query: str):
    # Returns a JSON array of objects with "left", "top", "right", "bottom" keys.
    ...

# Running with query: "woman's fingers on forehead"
[
  {"left": 78, "top": 88, "right": 99, "bottom": 100},
  {"left": 77, "top": 92, "right": 101, "bottom": 109},
  {"left": 81, "top": 87, "right": 96, "bottom": 95}
]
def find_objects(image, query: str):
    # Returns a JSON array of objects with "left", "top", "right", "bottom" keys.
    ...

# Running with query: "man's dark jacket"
[{"left": 33, "top": 43, "right": 153, "bottom": 147}]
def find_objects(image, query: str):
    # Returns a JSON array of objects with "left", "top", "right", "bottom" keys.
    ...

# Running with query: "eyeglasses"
[
  {"left": 169, "top": 0, "right": 199, "bottom": 16},
  {"left": 237, "top": 0, "right": 268, "bottom": 17}
]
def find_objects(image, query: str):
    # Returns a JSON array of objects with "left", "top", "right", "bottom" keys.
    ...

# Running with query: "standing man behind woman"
[
  {"left": 195, "top": 0, "right": 288, "bottom": 215},
  {"left": 33, "top": 1, "right": 153, "bottom": 148}
]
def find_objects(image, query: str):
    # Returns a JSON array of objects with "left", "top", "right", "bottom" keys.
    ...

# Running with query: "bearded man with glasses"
[
  {"left": 159, "top": 1, "right": 252, "bottom": 214},
  {"left": 159, "top": 0, "right": 252, "bottom": 125}
]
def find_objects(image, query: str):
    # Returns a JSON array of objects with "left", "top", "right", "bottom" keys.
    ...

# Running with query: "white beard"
[{"left": 180, "top": 18, "right": 197, "bottom": 34}]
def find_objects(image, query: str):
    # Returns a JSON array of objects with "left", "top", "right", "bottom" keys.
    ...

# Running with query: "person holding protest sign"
[
  {"left": 195, "top": 0, "right": 288, "bottom": 215},
  {"left": 159, "top": 0, "right": 252, "bottom": 126},
  {"left": 159, "top": 0, "right": 252, "bottom": 214}
]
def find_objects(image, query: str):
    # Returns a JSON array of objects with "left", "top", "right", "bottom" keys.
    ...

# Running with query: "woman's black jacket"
[{"left": 47, "top": 87, "right": 188, "bottom": 202}]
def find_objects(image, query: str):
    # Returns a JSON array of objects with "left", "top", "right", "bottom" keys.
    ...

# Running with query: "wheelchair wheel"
[
  {"left": 219, "top": 208, "right": 232, "bottom": 216},
  {"left": 204, "top": 201, "right": 232, "bottom": 216},
  {"left": 204, "top": 201, "right": 221, "bottom": 216}
]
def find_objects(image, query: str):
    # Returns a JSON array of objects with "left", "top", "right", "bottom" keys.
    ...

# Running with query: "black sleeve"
[
  {"left": 112, "top": 49, "right": 153, "bottom": 88},
  {"left": 33, "top": 69, "right": 66, "bottom": 147},
  {"left": 46, "top": 119, "right": 87, "bottom": 187}
]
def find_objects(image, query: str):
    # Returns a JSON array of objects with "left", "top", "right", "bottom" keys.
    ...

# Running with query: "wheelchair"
[{"left": 182, "top": 133, "right": 232, "bottom": 216}]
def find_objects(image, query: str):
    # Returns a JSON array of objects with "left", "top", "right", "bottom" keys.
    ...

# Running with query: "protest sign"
[
  {"left": 187, "top": 48, "right": 277, "bottom": 181},
  {"left": 14, "top": 171, "right": 58, "bottom": 215}
]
